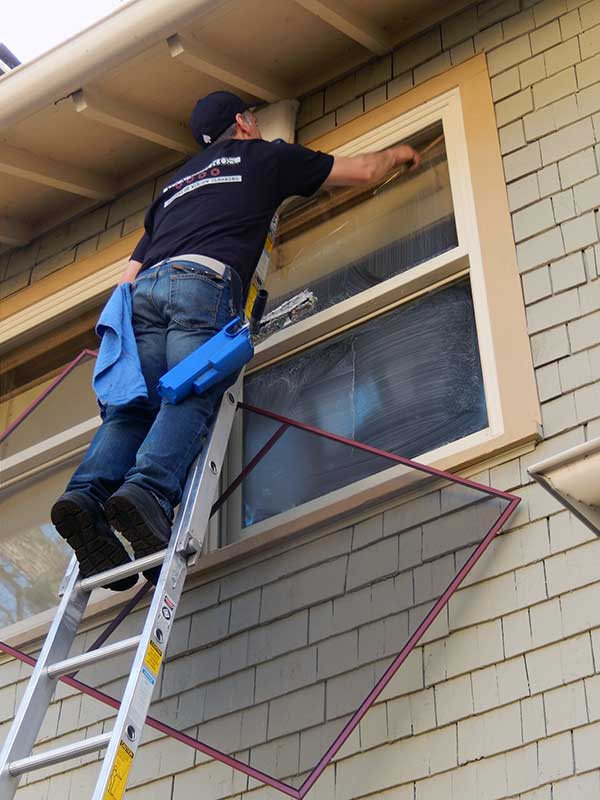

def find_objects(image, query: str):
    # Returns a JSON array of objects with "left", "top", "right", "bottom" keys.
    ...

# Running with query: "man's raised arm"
[{"left": 323, "top": 144, "right": 421, "bottom": 187}]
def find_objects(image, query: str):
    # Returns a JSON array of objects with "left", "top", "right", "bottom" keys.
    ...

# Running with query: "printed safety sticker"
[
  {"left": 143, "top": 640, "right": 163, "bottom": 675},
  {"left": 160, "top": 594, "right": 176, "bottom": 631},
  {"left": 103, "top": 741, "right": 133, "bottom": 800}
]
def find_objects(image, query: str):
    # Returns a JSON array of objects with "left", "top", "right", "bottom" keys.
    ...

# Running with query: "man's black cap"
[{"left": 190, "top": 91, "right": 251, "bottom": 147}]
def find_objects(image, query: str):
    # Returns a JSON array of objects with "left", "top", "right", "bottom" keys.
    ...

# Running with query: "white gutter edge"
[
  {"left": 0, "top": 0, "right": 226, "bottom": 130},
  {"left": 528, "top": 436, "right": 600, "bottom": 537},
  {"left": 528, "top": 436, "right": 600, "bottom": 476}
]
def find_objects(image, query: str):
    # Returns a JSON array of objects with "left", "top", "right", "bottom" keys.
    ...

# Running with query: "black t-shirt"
[{"left": 132, "top": 138, "right": 334, "bottom": 291}]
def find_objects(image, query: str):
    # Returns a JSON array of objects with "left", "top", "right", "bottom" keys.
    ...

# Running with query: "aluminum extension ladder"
[{"left": 0, "top": 374, "right": 242, "bottom": 800}]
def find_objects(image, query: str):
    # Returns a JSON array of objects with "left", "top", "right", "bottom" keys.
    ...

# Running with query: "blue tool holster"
[{"left": 158, "top": 289, "right": 268, "bottom": 404}]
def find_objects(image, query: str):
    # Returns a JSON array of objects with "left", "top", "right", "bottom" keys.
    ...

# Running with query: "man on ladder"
[{"left": 51, "top": 90, "right": 421, "bottom": 587}]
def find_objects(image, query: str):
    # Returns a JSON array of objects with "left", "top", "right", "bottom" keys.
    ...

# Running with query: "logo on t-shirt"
[{"left": 162, "top": 156, "right": 243, "bottom": 209}]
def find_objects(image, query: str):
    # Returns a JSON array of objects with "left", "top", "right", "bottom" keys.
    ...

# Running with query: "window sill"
[{"left": 1, "top": 418, "right": 99, "bottom": 487}]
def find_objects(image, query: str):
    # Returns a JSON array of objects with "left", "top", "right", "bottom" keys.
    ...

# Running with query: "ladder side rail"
[
  {"left": 91, "top": 375, "right": 242, "bottom": 800},
  {"left": 171, "top": 383, "right": 241, "bottom": 552},
  {"left": 0, "top": 558, "right": 90, "bottom": 797}
]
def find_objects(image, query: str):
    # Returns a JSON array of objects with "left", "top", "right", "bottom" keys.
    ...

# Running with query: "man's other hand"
[{"left": 118, "top": 260, "right": 143, "bottom": 285}]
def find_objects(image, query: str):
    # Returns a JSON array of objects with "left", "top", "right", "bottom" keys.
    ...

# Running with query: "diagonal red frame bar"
[
  {"left": 0, "top": 350, "right": 520, "bottom": 797},
  {"left": 0, "top": 349, "right": 98, "bottom": 446},
  {"left": 0, "top": 640, "right": 301, "bottom": 798},
  {"left": 238, "top": 401, "right": 519, "bottom": 501}
]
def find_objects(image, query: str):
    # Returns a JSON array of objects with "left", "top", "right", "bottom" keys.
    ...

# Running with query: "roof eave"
[{"left": 0, "top": 0, "right": 227, "bottom": 130}]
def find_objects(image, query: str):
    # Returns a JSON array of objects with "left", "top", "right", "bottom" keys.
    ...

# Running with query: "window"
[
  {"left": 264, "top": 121, "right": 457, "bottom": 318},
  {"left": 0, "top": 355, "right": 100, "bottom": 627},
  {"left": 243, "top": 279, "right": 487, "bottom": 528},
  {"left": 225, "top": 58, "right": 539, "bottom": 542},
  {"left": 2, "top": 357, "right": 97, "bottom": 463}
]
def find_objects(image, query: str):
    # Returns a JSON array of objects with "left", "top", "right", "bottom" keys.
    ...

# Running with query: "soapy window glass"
[{"left": 243, "top": 278, "right": 487, "bottom": 528}]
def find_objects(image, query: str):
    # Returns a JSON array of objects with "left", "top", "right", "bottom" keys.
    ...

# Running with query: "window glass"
[
  {"left": 261, "top": 121, "right": 457, "bottom": 334},
  {"left": 0, "top": 460, "right": 75, "bottom": 627},
  {"left": 243, "top": 279, "right": 487, "bottom": 528}
]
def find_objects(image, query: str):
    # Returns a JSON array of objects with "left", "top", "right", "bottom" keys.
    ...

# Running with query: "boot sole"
[
  {"left": 51, "top": 498, "right": 137, "bottom": 592},
  {"left": 105, "top": 495, "right": 169, "bottom": 561}
]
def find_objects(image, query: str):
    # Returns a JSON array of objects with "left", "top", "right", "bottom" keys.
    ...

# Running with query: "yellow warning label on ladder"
[
  {"left": 103, "top": 741, "right": 133, "bottom": 800},
  {"left": 143, "top": 640, "right": 163, "bottom": 675}
]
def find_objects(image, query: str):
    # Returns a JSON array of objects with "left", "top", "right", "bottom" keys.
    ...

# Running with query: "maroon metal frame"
[{"left": 0, "top": 350, "right": 520, "bottom": 798}]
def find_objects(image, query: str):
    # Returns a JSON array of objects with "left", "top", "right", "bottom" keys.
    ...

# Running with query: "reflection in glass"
[
  {"left": 1, "top": 357, "right": 99, "bottom": 627},
  {"left": 0, "top": 460, "right": 75, "bottom": 626}
]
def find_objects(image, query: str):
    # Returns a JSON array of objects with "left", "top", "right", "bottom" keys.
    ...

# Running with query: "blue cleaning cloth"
[{"left": 93, "top": 284, "right": 148, "bottom": 407}]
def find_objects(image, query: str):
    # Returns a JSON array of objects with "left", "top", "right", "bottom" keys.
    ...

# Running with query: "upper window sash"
[
  {"left": 252, "top": 87, "right": 503, "bottom": 435},
  {"left": 252, "top": 89, "right": 483, "bottom": 365}
]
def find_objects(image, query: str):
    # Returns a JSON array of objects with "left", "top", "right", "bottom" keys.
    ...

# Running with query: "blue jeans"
[{"left": 67, "top": 260, "right": 242, "bottom": 520}]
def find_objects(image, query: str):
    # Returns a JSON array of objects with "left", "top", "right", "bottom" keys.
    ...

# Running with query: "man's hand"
[
  {"left": 395, "top": 144, "right": 421, "bottom": 171},
  {"left": 118, "top": 259, "right": 143, "bottom": 285},
  {"left": 324, "top": 143, "right": 422, "bottom": 187}
]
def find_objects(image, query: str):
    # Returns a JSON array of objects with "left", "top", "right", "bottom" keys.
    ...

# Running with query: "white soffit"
[
  {"left": 0, "top": 0, "right": 475, "bottom": 248},
  {"left": 529, "top": 438, "right": 600, "bottom": 537}
]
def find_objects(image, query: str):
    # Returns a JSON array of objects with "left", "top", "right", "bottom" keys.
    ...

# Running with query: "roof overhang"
[
  {"left": 529, "top": 438, "right": 600, "bottom": 537},
  {"left": 0, "top": 0, "right": 475, "bottom": 249}
]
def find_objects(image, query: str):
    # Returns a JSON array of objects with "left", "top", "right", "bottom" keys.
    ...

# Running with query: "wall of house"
[
  {"left": 0, "top": 177, "right": 160, "bottom": 301},
  {"left": 1, "top": 0, "right": 600, "bottom": 797}
]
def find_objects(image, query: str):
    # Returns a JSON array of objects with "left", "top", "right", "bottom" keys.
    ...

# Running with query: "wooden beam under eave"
[
  {"left": 0, "top": 217, "right": 33, "bottom": 247},
  {"left": 72, "top": 89, "right": 198, "bottom": 156},
  {"left": 167, "top": 34, "right": 293, "bottom": 104},
  {"left": 0, "top": 143, "right": 116, "bottom": 201},
  {"left": 293, "top": 0, "right": 393, "bottom": 55}
]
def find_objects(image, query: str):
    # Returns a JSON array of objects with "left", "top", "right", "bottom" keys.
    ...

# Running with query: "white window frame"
[{"left": 225, "top": 87, "right": 506, "bottom": 544}]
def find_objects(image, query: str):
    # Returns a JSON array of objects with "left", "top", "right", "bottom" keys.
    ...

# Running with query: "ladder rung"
[
  {"left": 8, "top": 733, "right": 111, "bottom": 776},
  {"left": 78, "top": 550, "right": 167, "bottom": 592},
  {"left": 46, "top": 635, "right": 142, "bottom": 679}
]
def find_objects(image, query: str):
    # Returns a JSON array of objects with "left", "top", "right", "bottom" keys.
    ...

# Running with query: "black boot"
[
  {"left": 105, "top": 484, "right": 172, "bottom": 586},
  {"left": 50, "top": 491, "right": 138, "bottom": 592}
]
